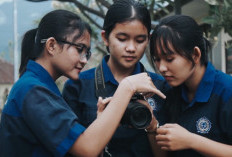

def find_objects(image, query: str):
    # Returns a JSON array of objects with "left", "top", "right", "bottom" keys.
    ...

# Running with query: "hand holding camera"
[
  {"left": 124, "top": 73, "right": 166, "bottom": 99},
  {"left": 96, "top": 72, "right": 165, "bottom": 130}
]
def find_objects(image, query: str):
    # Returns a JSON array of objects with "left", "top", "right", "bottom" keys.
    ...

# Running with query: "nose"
[
  {"left": 79, "top": 55, "right": 88, "bottom": 64},
  {"left": 125, "top": 41, "right": 136, "bottom": 52},
  {"left": 158, "top": 60, "right": 168, "bottom": 73}
]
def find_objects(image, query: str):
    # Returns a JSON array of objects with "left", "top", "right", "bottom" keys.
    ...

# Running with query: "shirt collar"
[
  {"left": 182, "top": 62, "right": 216, "bottom": 105},
  {"left": 101, "top": 55, "right": 142, "bottom": 85},
  {"left": 26, "top": 60, "right": 61, "bottom": 96}
]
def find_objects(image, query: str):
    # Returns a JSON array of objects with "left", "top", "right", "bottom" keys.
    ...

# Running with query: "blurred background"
[{"left": 0, "top": 0, "right": 232, "bottom": 111}]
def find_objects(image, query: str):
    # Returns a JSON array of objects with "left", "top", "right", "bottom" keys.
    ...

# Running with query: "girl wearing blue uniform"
[
  {"left": 0, "top": 10, "right": 165, "bottom": 157},
  {"left": 150, "top": 15, "right": 232, "bottom": 157},
  {"left": 62, "top": 0, "right": 169, "bottom": 156}
]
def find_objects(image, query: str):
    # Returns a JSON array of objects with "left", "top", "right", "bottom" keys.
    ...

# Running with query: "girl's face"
[
  {"left": 53, "top": 30, "right": 91, "bottom": 80},
  {"left": 102, "top": 20, "right": 149, "bottom": 70},
  {"left": 154, "top": 45, "right": 195, "bottom": 87}
]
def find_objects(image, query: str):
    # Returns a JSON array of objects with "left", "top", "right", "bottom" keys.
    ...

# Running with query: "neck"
[
  {"left": 36, "top": 57, "right": 59, "bottom": 81},
  {"left": 107, "top": 58, "right": 136, "bottom": 83},
  {"left": 184, "top": 63, "right": 206, "bottom": 101}
]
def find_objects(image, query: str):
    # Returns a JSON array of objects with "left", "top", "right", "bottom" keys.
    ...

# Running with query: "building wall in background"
[{"left": 0, "top": 84, "right": 12, "bottom": 110}]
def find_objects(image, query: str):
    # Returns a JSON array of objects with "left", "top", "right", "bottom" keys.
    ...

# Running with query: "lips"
[
  {"left": 163, "top": 75, "right": 173, "bottom": 81},
  {"left": 76, "top": 67, "right": 83, "bottom": 73},
  {"left": 123, "top": 56, "right": 136, "bottom": 61}
]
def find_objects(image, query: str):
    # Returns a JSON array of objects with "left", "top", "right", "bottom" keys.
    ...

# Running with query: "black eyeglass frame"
[
  {"left": 41, "top": 38, "right": 91, "bottom": 60},
  {"left": 57, "top": 39, "right": 91, "bottom": 60}
]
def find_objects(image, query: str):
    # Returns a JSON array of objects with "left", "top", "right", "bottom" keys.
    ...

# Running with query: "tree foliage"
[
  {"left": 203, "top": 0, "right": 232, "bottom": 37},
  {"left": 29, "top": 0, "right": 232, "bottom": 70}
]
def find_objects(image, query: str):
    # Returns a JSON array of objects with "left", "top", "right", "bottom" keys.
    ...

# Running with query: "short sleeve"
[{"left": 22, "top": 86, "right": 85, "bottom": 156}]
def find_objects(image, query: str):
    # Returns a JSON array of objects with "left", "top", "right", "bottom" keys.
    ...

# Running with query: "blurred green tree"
[
  {"left": 26, "top": 0, "right": 232, "bottom": 70},
  {"left": 203, "top": 0, "right": 232, "bottom": 37}
]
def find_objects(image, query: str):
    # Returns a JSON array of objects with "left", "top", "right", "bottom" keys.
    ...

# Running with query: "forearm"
[
  {"left": 148, "top": 134, "right": 167, "bottom": 157},
  {"left": 190, "top": 133, "right": 232, "bottom": 157},
  {"left": 70, "top": 80, "right": 134, "bottom": 156},
  {"left": 147, "top": 119, "right": 167, "bottom": 157}
]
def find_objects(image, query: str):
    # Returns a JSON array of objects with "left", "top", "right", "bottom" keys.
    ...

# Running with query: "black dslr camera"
[
  {"left": 120, "top": 93, "right": 152, "bottom": 129},
  {"left": 95, "top": 63, "right": 152, "bottom": 129}
]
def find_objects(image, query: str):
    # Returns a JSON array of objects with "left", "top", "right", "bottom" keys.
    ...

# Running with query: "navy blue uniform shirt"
[
  {"left": 156, "top": 62, "right": 232, "bottom": 157},
  {"left": 63, "top": 55, "right": 169, "bottom": 157},
  {"left": 0, "top": 60, "right": 85, "bottom": 157}
]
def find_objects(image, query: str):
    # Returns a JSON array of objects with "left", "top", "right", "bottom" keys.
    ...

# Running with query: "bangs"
[{"left": 154, "top": 26, "right": 184, "bottom": 57}]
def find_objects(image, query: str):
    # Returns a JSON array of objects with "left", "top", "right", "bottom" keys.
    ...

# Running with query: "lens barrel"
[{"left": 121, "top": 101, "right": 152, "bottom": 129}]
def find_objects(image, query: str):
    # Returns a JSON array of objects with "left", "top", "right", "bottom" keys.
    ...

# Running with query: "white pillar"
[{"left": 13, "top": 0, "right": 18, "bottom": 82}]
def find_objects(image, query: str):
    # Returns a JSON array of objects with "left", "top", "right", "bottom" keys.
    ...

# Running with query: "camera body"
[{"left": 120, "top": 93, "right": 152, "bottom": 129}]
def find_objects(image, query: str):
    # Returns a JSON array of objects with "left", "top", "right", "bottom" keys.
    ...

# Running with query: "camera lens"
[
  {"left": 121, "top": 101, "right": 152, "bottom": 129},
  {"left": 130, "top": 103, "right": 152, "bottom": 129}
]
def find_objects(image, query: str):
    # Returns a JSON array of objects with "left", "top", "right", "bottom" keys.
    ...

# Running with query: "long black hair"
[{"left": 19, "top": 9, "right": 92, "bottom": 77}]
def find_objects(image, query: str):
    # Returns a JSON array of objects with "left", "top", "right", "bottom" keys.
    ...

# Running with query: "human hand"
[
  {"left": 97, "top": 97, "right": 112, "bottom": 118},
  {"left": 123, "top": 73, "right": 166, "bottom": 99},
  {"left": 156, "top": 123, "right": 194, "bottom": 151}
]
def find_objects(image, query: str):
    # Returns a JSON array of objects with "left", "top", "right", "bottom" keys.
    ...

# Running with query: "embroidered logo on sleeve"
[{"left": 196, "top": 117, "right": 211, "bottom": 134}]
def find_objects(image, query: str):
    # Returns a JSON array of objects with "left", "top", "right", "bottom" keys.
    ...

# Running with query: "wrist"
[
  {"left": 122, "top": 78, "right": 136, "bottom": 93},
  {"left": 188, "top": 132, "right": 199, "bottom": 150},
  {"left": 145, "top": 120, "right": 159, "bottom": 134}
]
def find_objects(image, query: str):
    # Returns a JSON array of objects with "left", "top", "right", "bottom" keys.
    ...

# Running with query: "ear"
[
  {"left": 193, "top": 46, "right": 201, "bottom": 64},
  {"left": 45, "top": 37, "right": 57, "bottom": 56},
  {"left": 101, "top": 30, "right": 109, "bottom": 46}
]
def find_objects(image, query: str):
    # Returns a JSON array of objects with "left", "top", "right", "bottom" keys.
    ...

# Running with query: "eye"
[
  {"left": 117, "top": 37, "right": 127, "bottom": 42},
  {"left": 136, "top": 39, "right": 146, "bottom": 43},
  {"left": 116, "top": 33, "right": 128, "bottom": 42},
  {"left": 136, "top": 37, "right": 147, "bottom": 43},
  {"left": 166, "top": 57, "right": 174, "bottom": 62},
  {"left": 75, "top": 45, "right": 85, "bottom": 53}
]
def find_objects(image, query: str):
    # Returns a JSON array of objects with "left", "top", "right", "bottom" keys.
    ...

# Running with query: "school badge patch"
[
  {"left": 196, "top": 117, "right": 211, "bottom": 134},
  {"left": 147, "top": 98, "right": 156, "bottom": 110}
]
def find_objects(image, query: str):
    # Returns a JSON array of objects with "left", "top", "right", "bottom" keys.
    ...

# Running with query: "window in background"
[{"left": 226, "top": 40, "right": 232, "bottom": 74}]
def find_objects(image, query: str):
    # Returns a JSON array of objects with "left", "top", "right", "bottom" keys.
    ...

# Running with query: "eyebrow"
[{"left": 116, "top": 33, "right": 147, "bottom": 38}]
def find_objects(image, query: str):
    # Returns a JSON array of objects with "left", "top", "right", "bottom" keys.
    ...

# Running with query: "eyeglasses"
[{"left": 41, "top": 38, "right": 91, "bottom": 61}]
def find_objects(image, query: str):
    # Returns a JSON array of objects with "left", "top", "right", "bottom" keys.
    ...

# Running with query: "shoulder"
[
  {"left": 214, "top": 70, "right": 232, "bottom": 102},
  {"left": 214, "top": 70, "right": 232, "bottom": 90},
  {"left": 215, "top": 70, "right": 232, "bottom": 86},
  {"left": 11, "top": 75, "right": 42, "bottom": 97},
  {"left": 79, "top": 67, "right": 96, "bottom": 79},
  {"left": 5, "top": 75, "right": 45, "bottom": 113},
  {"left": 147, "top": 71, "right": 165, "bottom": 81}
]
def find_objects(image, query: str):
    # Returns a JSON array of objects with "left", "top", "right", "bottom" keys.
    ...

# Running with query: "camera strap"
[
  {"left": 95, "top": 62, "right": 108, "bottom": 98},
  {"left": 95, "top": 61, "right": 148, "bottom": 98}
]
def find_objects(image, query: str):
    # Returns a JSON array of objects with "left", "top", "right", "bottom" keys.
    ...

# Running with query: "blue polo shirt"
[
  {"left": 0, "top": 60, "right": 85, "bottom": 157},
  {"left": 62, "top": 55, "right": 169, "bottom": 157},
  {"left": 157, "top": 62, "right": 232, "bottom": 157}
]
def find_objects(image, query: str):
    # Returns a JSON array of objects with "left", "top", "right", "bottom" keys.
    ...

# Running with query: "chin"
[
  {"left": 68, "top": 74, "right": 79, "bottom": 80},
  {"left": 72, "top": 76, "right": 79, "bottom": 80},
  {"left": 167, "top": 81, "right": 179, "bottom": 87}
]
